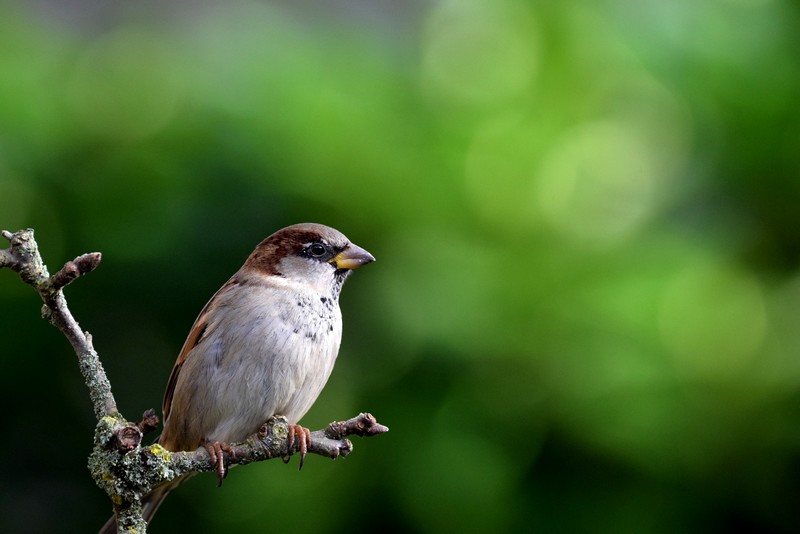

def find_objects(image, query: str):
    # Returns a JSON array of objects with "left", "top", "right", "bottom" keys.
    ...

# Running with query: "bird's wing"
[{"left": 161, "top": 278, "right": 239, "bottom": 422}]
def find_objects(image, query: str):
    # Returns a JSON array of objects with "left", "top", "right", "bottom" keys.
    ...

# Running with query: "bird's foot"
[
  {"left": 283, "top": 424, "right": 312, "bottom": 470},
  {"left": 202, "top": 440, "right": 236, "bottom": 486}
]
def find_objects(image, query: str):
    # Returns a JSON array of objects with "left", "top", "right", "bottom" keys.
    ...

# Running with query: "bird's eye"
[{"left": 307, "top": 243, "right": 327, "bottom": 257}]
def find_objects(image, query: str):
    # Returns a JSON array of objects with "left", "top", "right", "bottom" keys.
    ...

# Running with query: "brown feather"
[
  {"left": 243, "top": 227, "right": 332, "bottom": 275},
  {"left": 161, "top": 278, "right": 240, "bottom": 421}
]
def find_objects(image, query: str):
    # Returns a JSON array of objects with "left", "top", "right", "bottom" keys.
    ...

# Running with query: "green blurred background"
[{"left": 2, "top": 0, "right": 800, "bottom": 532}]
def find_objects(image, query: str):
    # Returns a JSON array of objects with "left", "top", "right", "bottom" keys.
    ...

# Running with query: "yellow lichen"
[
  {"left": 100, "top": 416, "right": 120, "bottom": 427},
  {"left": 148, "top": 443, "right": 172, "bottom": 461}
]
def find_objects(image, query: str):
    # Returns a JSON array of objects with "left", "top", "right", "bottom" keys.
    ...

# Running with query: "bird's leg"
[
  {"left": 202, "top": 439, "right": 236, "bottom": 486},
  {"left": 284, "top": 424, "right": 312, "bottom": 470}
]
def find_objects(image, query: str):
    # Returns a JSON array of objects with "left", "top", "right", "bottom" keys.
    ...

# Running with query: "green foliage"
[{"left": 1, "top": 0, "right": 799, "bottom": 532}]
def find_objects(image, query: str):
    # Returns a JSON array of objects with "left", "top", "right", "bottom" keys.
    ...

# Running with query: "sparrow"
[{"left": 100, "top": 223, "right": 374, "bottom": 533}]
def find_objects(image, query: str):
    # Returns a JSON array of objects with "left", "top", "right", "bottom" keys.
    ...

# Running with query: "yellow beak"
[{"left": 330, "top": 243, "right": 375, "bottom": 270}]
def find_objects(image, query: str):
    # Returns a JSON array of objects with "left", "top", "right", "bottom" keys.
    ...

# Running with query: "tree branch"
[
  {"left": 2, "top": 229, "right": 116, "bottom": 419},
  {"left": 1, "top": 228, "right": 388, "bottom": 534},
  {"left": 92, "top": 411, "right": 388, "bottom": 532}
]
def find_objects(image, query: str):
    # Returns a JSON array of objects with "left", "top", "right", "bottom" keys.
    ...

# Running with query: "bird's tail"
[{"left": 98, "top": 474, "right": 193, "bottom": 534}]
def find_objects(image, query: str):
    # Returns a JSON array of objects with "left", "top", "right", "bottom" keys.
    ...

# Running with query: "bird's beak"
[{"left": 330, "top": 243, "right": 375, "bottom": 270}]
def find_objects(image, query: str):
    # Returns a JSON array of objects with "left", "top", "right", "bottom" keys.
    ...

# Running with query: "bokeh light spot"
[
  {"left": 67, "top": 27, "right": 185, "bottom": 141},
  {"left": 534, "top": 120, "right": 658, "bottom": 245},
  {"left": 658, "top": 262, "right": 767, "bottom": 380},
  {"left": 464, "top": 114, "right": 542, "bottom": 229},
  {"left": 421, "top": 0, "right": 538, "bottom": 105}
]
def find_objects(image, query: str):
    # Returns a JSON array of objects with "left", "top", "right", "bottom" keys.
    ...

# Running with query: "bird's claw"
[
  {"left": 284, "top": 424, "right": 312, "bottom": 470},
  {"left": 203, "top": 440, "right": 236, "bottom": 486}
]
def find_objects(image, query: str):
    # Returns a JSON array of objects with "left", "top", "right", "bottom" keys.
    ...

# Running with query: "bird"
[{"left": 100, "top": 222, "right": 374, "bottom": 533}]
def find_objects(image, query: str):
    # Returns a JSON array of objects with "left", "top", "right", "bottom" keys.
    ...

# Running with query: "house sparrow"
[{"left": 100, "top": 223, "right": 374, "bottom": 533}]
